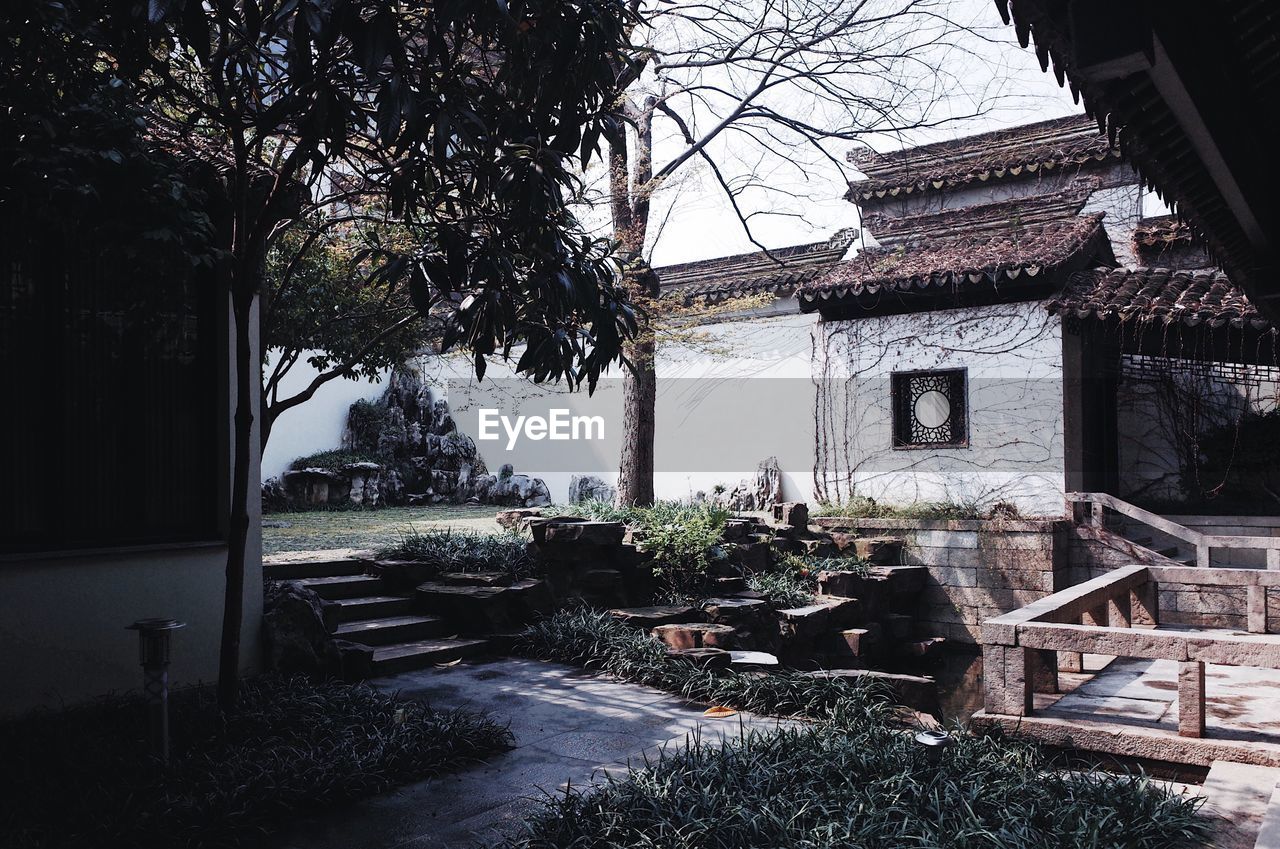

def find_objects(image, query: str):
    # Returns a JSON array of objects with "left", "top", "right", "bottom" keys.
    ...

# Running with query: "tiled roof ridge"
[
  {"left": 846, "top": 115, "right": 1119, "bottom": 202},
  {"left": 1049, "top": 266, "right": 1274, "bottom": 332},
  {"left": 865, "top": 186, "right": 1093, "bottom": 242},
  {"left": 798, "top": 212, "right": 1106, "bottom": 306},
  {"left": 654, "top": 228, "right": 858, "bottom": 304}
]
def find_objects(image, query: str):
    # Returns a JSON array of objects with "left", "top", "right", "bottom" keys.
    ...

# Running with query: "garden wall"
[{"left": 815, "top": 517, "right": 1072, "bottom": 643}]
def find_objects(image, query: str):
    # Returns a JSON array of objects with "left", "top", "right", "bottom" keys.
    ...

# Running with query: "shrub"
[
  {"left": 814, "top": 496, "right": 987, "bottom": 520},
  {"left": 0, "top": 676, "right": 511, "bottom": 849},
  {"left": 502, "top": 720, "right": 1207, "bottom": 849},
  {"left": 288, "top": 448, "right": 382, "bottom": 473},
  {"left": 559, "top": 500, "right": 730, "bottom": 601},
  {"left": 377, "top": 527, "right": 541, "bottom": 579}
]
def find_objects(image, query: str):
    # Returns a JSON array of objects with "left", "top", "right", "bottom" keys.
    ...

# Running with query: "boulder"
[
  {"left": 439, "top": 571, "right": 513, "bottom": 587},
  {"left": 262, "top": 581, "right": 332, "bottom": 674},
  {"left": 416, "top": 582, "right": 515, "bottom": 632},
  {"left": 772, "top": 501, "right": 809, "bottom": 529},
  {"left": 496, "top": 508, "right": 543, "bottom": 530},
  {"left": 854, "top": 536, "right": 904, "bottom": 565},
  {"left": 332, "top": 639, "right": 374, "bottom": 682},
  {"left": 702, "top": 597, "right": 771, "bottom": 623},
  {"left": 817, "top": 595, "right": 863, "bottom": 629},
  {"left": 609, "top": 605, "right": 703, "bottom": 628},
  {"left": 652, "top": 622, "right": 737, "bottom": 650},
  {"left": 568, "top": 474, "right": 617, "bottom": 504},
  {"left": 668, "top": 647, "right": 732, "bottom": 669},
  {"left": 777, "top": 603, "right": 830, "bottom": 640},
  {"left": 729, "top": 650, "right": 779, "bottom": 667},
  {"left": 882, "top": 613, "right": 915, "bottom": 642},
  {"left": 538, "top": 518, "right": 626, "bottom": 546}
]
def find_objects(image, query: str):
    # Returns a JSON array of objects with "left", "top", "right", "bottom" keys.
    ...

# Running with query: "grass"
[
  {"left": 376, "top": 527, "right": 541, "bottom": 579},
  {"left": 262, "top": 504, "right": 500, "bottom": 555},
  {"left": 501, "top": 720, "right": 1207, "bottom": 849},
  {"left": 0, "top": 675, "right": 512, "bottom": 849}
]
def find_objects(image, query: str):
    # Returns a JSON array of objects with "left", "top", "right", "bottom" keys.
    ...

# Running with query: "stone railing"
[
  {"left": 982, "top": 564, "right": 1280, "bottom": 738},
  {"left": 1066, "top": 491, "right": 1280, "bottom": 570}
]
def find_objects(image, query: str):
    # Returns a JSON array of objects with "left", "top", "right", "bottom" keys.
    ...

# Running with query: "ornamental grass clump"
[
  {"left": 0, "top": 675, "right": 511, "bottom": 849},
  {"left": 502, "top": 717, "right": 1208, "bottom": 849},
  {"left": 377, "top": 527, "right": 540, "bottom": 579},
  {"left": 516, "top": 608, "right": 890, "bottom": 722}
]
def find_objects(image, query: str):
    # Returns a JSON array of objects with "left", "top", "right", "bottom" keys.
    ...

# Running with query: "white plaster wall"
[
  {"left": 815, "top": 301, "right": 1067, "bottom": 516},
  {"left": 261, "top": 353, "right": 390, "bottom": 480},
  {"left": 0, "top": 294, "right": 263, "bottom": 717}
]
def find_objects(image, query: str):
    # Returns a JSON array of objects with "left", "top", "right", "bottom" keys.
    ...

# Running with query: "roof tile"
[{"left": 1049, "top": 267, "right": 1274, "bottom": 331}]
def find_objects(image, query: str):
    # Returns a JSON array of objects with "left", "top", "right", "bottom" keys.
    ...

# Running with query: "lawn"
[{"left": 262, "top": 505, "right": 503, "bottom": 555}]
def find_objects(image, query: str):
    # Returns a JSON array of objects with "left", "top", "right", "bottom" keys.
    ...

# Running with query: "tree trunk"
[
  {"left": 218, "top": 289, "right": 254, "bottom": 713},
  {"left": 617, "top": 327, "right": 656, "bottom": 506}
]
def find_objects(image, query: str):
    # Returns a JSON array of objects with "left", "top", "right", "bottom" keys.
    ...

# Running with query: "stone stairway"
[
  {"left": 1196, "top": 761, "right": 1280, "bottom": 849},
  {"left": 265, "top": 556, "right": 489, "bottom": 676}
]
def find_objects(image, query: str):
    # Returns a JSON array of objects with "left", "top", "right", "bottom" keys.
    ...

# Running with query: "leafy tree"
[
  {"left": 260, "top": 211, "right": 436, "bottom": 450},
  {"left": 55, "top": 0, "right": 638, "bottom": 709}
]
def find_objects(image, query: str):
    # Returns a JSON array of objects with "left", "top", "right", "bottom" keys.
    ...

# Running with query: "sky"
[{"left": 633, "top": 0, "right": 1087, "bottom": 268}]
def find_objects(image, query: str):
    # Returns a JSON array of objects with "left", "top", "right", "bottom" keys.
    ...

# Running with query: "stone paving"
[
  {"left": 1045, "top": 656, "right": 1280, "bottom": 743},
  {"left": 272, "top": 658, "right": 794, "bottom": 849}
]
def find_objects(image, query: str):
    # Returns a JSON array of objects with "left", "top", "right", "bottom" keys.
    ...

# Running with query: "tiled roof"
[
  {"left": 847, "top": 115, "right": 1119, "bottom": 202},
  {"left": 798, "top": 195, "right": 1108, "bottom": 309},
  {"left": 997, "top": 0, "right": 1279, "bottom": 316},
  {"left": 655, "top": 229, "right": 857, "bottom": 304},
  {"left": 1049, "top": 268, "right": 1274, "bottom": 332},
  {"left": 1133, "top": 215, "right": 1195, "bottom": 248}
]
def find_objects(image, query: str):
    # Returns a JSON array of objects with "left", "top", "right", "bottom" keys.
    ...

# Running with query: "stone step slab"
[
  {"left": 609, "top": 605, "right": 703, "bottom": 628},
  {"left": 264, "top": 558, "right": 367, "bottom": 581},
  {"left": 370, "top": 638, "right": 490, "bottom": 676},
  {"left": 668, "top": 647, "right": 732, "bottom": 669},
  {"left": 324, "top": 595, "right": 414, "bottom": 628},
  {"left": 295, "top": 574, "right": 383, "bottom": 600},
  {"left": 806, "top": 668, "right": 939, "bottom": 715},
  {"left": 334, "top": 614, "right": 451, "bottom": 646}
]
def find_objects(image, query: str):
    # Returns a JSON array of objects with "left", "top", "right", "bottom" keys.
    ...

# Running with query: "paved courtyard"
[{"left": 272, "top": 659, "right": 793, "bottom": 848}]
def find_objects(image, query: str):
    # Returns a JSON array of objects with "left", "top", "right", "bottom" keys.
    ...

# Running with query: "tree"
[
  {"left": 260, "top": 210, "right": 437, "bottom": 451},
  {"left": 603, "top": 0, "right": 1002, "bottom": 505},
  {"left": 88, "top": 0, "right": 638, "bottom": 710}
]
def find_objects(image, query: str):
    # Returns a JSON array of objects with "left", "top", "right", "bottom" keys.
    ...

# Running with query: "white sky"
[{"left": 630, "top": 0, "right": 1088, "bottom": 268}]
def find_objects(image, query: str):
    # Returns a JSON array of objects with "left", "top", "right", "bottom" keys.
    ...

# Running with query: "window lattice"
[{"left": 892, "top": 370, "right": 967, "bottom": 447}]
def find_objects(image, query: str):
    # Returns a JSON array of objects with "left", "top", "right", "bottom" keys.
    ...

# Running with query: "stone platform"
[{"left": 977, "top": 653, "right": 1280, "bottom": 767}]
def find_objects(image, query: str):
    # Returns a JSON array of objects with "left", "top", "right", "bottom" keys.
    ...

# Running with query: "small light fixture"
[
  {"left": 914, "top": 729, "right": 954, "bottom": 763},
  {"left": 127, "top": 618, "right": 186, "bottom": 765}
]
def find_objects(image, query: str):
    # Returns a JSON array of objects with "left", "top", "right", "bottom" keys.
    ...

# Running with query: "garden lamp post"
[
  {"left": 127, "top": 618, "right": 185, "bottom": 765},
  {"left": 914, "top": 729, "right": 954, "bottom": 764}
]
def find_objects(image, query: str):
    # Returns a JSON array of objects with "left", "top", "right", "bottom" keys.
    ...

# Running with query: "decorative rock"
[
  {"left": 668, "top": 647, "right": 732, "bottom": 669},
  {"left": 801, "top": 537, "right": 839, "bottom": 558},
  {"left": 728, "top": 589, "right": 770, "bottom": 601},
  {"left": 263, "top": 581, "right": 332, "bottom": 674},
  {"left": 332, "top": 639, "right": 374, "bottom": 682},
  {"left": 416, "top": 582, "right": 515, "bottom": 632},
  {"left": 729, "top": 650, "right": 779, "bottom": 667},
  {"left": 609, "top": 606, "right": 703, "bottom": 628},
  {"left": 818, "top": 595, "right": 863, "bottom": 629},
  {"left": 817, "top": 569, "right": 866, "bottom": 598},
  {"left": 712, "top": 576, "right": 747, "bottom": 593},
  {"left": 507, "top": 578, "right": 556, "bottom": 620},
  {"left": 902, "top": 637, "right": 947, "bottom": 658},
  {"left": 830, "top": 626, "right": 878, "bottom": 657},
  {"left": 772, "top": 501, "right": 809, "bottom": 529},
  {"left": 567, "top": 474, "right": 617, "bottom": 504},
  {"left": 703, "top": 597, "right": 770, "bottom": 623},
  {"left": 829, "top": 531, "right": 859, "bottom": 553},
  {"left": 854, "top": 536, "right": 905, "bottom": 565},
  {"left": 496, "top": 508, "right": 543, "bottom": 529},
  {"left": 440, "top": 571, "right": 512, "bottom": 587},
  {"left": 882, "top": 613, "right": 915, "bottom": 642},
  {"left": 537, "top": 518, "right": 627, "bottom": 546},
  {"left": 777, "top": 604, "right": 830, "bottom": 640},
  {"left": 722, "top": 519, "right": 753, "bottom": 541},
  {"left": 652, "top": 623, "right": 737, "bottom": 650}
]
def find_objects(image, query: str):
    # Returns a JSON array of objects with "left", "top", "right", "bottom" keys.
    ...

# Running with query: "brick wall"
[{"left": 814, "top": 518, "right": 1072, "bottom": 643}]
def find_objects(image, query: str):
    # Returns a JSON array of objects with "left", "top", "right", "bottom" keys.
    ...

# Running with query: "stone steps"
[
  {"left": 295, "top": 574, "right": 384, "bottom": 600},
  {"left": 324, "top": 595, "right": 415, "bottom": 627},
  {"left": 371, "top": 638, "right": 489, "bottom": 676},
  {"left": 1198, "top": 761, "right": 1280, "bottom": 849},
  {"left": 334, "top": 614, "right": 452, "bottom": 646},
  {"left": 264, "top": 558, "right": 367, "bottom": 581}
]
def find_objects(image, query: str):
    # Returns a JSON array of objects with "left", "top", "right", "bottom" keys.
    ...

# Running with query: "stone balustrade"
[{"left": 982, "top": 564, "right": 1280, "bottom": 739}]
